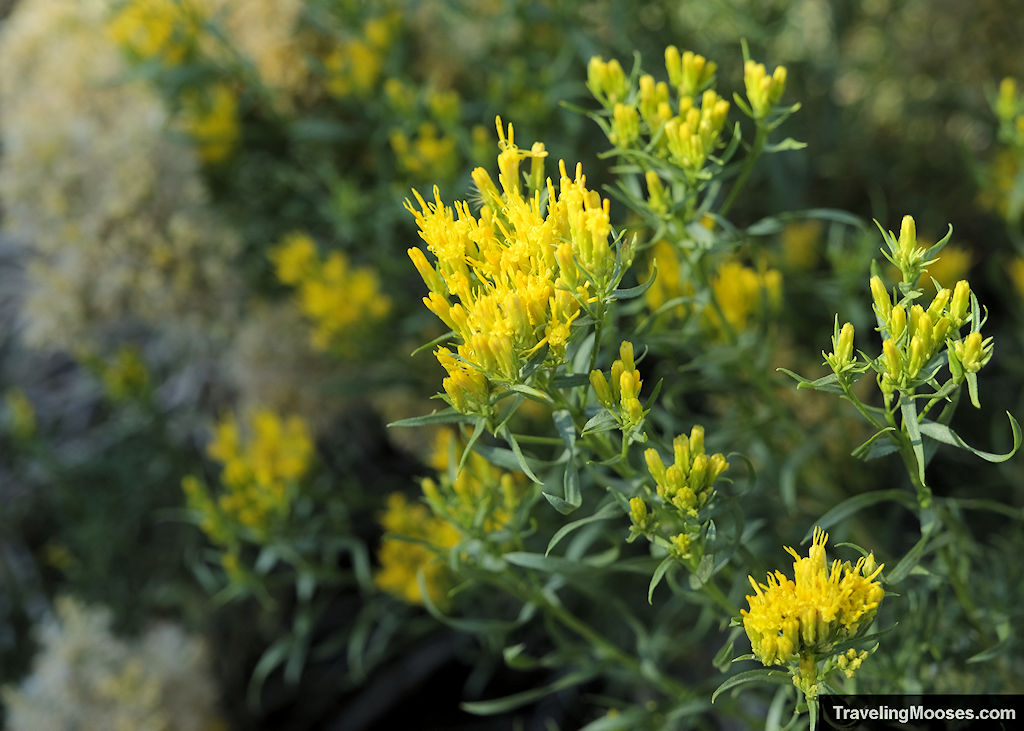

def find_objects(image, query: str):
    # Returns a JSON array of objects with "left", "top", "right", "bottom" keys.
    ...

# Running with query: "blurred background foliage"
[{"left": 1, "top": 0, "right": 1023, "bottom": 728}]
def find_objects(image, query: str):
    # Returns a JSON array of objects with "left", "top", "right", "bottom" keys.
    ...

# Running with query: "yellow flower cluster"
[
  {"left": 589, "top": 341, "right": 646, "bottom": 435},
  {"left": 405, "top": 118, "right": 615, "bottom": 416},
  {"left": 591, "top": 48, "right": 731, "bottom": 180},
  {"left": 107, "top": 0, "right": 205, "bottom": 65},
  {"left": 743, "top": 60, "right": 788, "bottom": 120},
  {"left": 270, "top": 232, "right": 392, "bottom": 353},
  {"left": 183, "top": 410, "right": 314, "bottom": 542},
  {"left": 325, "top": 14, "right": 400, "bottom": 99},
  {"left": 870, "top": 271, "right": 986, "bottom": 392},
  {"left": 421, "top": 429, "right": 527, "bottom": 533},
  {"left": 376, "top": 493, "right": 460, "bottom": 606},
  {"left": 743, "top": 528, "right": 884, "bottom": 686},
  {"left": 707, "top": 260, "right": 783, "bottom": 335},
  {"left": 390, "top": 123, "right": 458, "bottom": 182},
  {"left": 644, "top": 426, "right": 729, "bottom": 520},
  {"left": 179, "top": 83, "right": 239, "bottom": 163}
]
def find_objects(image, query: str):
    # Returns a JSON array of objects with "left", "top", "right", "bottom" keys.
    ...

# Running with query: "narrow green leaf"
[
  {"left": 802, "top": 490, "right": 916, "bottom": 543},
  {"left": 461, "top": 668, "right": 599, "bottom": 715},
  {"left": 410, "top": 330, "right": 455, "bottom": 356},
  {"left": 248, "top": 638, "right": 290, "bottom": 705},
  {"left": 900, "top": 400, "right": 928, "bottom": 487},
  {"left": 712, "top": 632, "right": 737, "bottom": 672},
  {"left": 648, "top": 555, "right": 675, "bottom": 605},
  {"left": 711, "top": 669, "right": 791, "bottom": 704},
  {"left": 966, "top": 371, "right": 981, "bottom": 408},
  {"left": 851, "top": 427, "right": 897, "bottom": 460},
  {"left": 613, "top": 263, "right": 658, "bottom": 300},
  {"left": 500, "top": 426, "right": 542, "bottom": 484},
  {"left": 918, "top": 412, "right": 1021, "bottom": 462},
  {"left": 689, "top": 553, "right": 715, "bottom": 589},
  {"left": 457, "top": 417, "right": 487, "bottom": 475},
  {"left": 388, "top": 409, "right": 475, "bottom": 428},
  {"left": 551, "top": 373, "right": 591, "bottom": 388},
  {"left": 887, "top": 532, "right": 932, "bottom": 584},
  {"left": 764, "top": 137, "right": 807, "bottom": 153},
  {"left": 510, "top": 383, "right": 553, "bottom": 404},
  {"left": 776, "top": 368, "right": 844, "bottom": 394},
  {"left": 581, "top": 410, "right": 618, "bottom": 436},
  {"left": 552, "top": 409, "right": 578, "bottom": 449},
  {"left": 546, "top": 502, "right": 622, "bottom": 556}
]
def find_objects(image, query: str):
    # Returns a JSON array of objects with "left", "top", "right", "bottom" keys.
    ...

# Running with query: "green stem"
[
  {"left": 516, "top": 577, "right": 693, "bottom": 700},
  {"left": 720, "top": 123, "right": 767, "bottom": 217}
]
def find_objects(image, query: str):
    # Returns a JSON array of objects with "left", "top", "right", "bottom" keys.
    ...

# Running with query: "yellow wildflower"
[
  {"left": 107, "top": 0, "right": 205, "bottom": 65},
  {"left": 742, "top": 528, "right": 884, "bottom": 695},
  {"left": 100, "top": 345, "right": 150, "bottom": 401},
  {"left": 744, "top": 60, "right": 787, "bottom": 120},
  {"left": 185, "top": 410, "right": 314, "bottom": 542},
  {"left": 390, "top": 123, "right": 459, "bottom": 181},
  {"left": 179, "top": 83, "right": 239, "bottom": 163},
  {"left": 707, "top": 259, "right": 782, "bottom": 335},
  {"left": 376, "top": 493, "right": 460, "bottom": 606},
  {"left": 405, "top": 117, "right": 613, "bottom": 416},
  {"left": 270, "top": 233, "right": 391, "bottom": 354},
  {"left": 780, "top": 220, "right": 821, "bottom": 270},
  {"left": 644, "top": 425, "right": 729, "bottom": 518},
  {"left": 422, "top": 429, "right": 527, "bottom": 533},
  {"left": 1010, "top": 257, "right": 1024, "bottom": 302}
]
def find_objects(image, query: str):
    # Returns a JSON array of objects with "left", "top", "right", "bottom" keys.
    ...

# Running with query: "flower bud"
[
  {"left": 590, "top": 369, "right": 613, "bottom": 406},
  {"left": 870, "top": 276, "right": 892, "bottom": 322},
  {"left": 949, "top": 280, "right": 971, "bottom": 326},
  {"left": 882, "top": 339, "right": 902, "bottom": 380},
  {"left": 926, "top": 288, "right": 951, "bottom": 323},
  {"left": 890, "top": 304, "right": 907, "bottom": 341}
]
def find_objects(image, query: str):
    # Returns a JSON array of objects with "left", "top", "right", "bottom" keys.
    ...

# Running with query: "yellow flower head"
[
  {"left": 405, "top": 117, "right": 614, "bottom": 415},
  {"left": 742, "top": 528, "right": 884, "bottom": 669},
  {"left": 707, "top": 259, "right": 782, "bottom": 335}
]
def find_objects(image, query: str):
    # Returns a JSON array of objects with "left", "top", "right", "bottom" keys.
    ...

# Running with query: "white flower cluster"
[
  {"left": 0, "top": 0, "right": 239, "bottom": 351},
  {"left": 2, "top": 597, "right": 223, "bottom": 731}
]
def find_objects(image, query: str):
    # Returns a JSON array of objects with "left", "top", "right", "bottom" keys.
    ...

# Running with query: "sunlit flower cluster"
[
  {"left": 2, "top": 597, "right": 223, "bottom": 731},
  {"left": 406, "top": 118, "right": 616, "bottom": 416},
  {"left": 376, "top": 493, "right": 460, "bottom": 606},
  {"left": 183, "top": 410, "right": 315, "bottom": 543},
  {"left": 270, "top": 232, "right": 392, "bottom": 353},
  {"left": 742, "top": 528, "right": 884, "bottom": 696},
  {"left": 179, "top": 82, "right": 240, "bottom": 163}
]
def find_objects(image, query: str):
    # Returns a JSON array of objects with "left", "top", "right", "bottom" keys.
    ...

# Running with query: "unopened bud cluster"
[
  {"left": 743, "top": 60, "right": 787, "bottom": 120},
  {"left": 588, "top": 47, "right": 738, "bottom": 182},
  {"left": 590, "top": 341, "right": 646, "bottom": 436},
  {"left": 628, "top": 425, "right": 729, "bottom": 562}
]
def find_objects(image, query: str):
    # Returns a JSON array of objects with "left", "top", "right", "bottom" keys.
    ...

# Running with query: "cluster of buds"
[
  {"left": 995, "top": 77, "right": 1024, "bottom": 143},
  {"left": 743, "top": 60, "right": 787, "bottom": 120},
  {"left": 590, "top": 341, "right": 646, "bottom": 436},
  {"left": 587, "top": 48, "right": 732, "bottom": 181},
  {"left": 869, "top": 269, "right": 989, "bottom": 395},
  {"left": 586, "top": 56, "right": 628, "bottom": 106},
  {"left": 665, "top": 45, "right": 717, "bottom": 98},
  {"left": 822, "top": 320, "right": 857, "bottom": 378},
  {"left": 663, "top": 90, "right": 731, "bottom": 177},
  {"left": 628, "top": 425, "right": 729, "bottom": 562},
  {"left": 644, "top": 425, "right": 729, "bottom": 519}
]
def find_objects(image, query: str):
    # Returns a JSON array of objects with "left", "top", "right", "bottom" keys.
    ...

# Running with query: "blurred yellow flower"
[
  {"left": 376, "top": 493, "right": 459, "bottom": 606},
  {"left": 270, "top": 233, "right": 391, "bottom": 354},
  {"left": 107, "top": 0, "right": 205, "bottom": 65},
  {"left": 707, "top": 259, "right": 782, "bottom": 335},
  {"left": 179, "top": 83, "right": 239, "bottom": 163}
]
